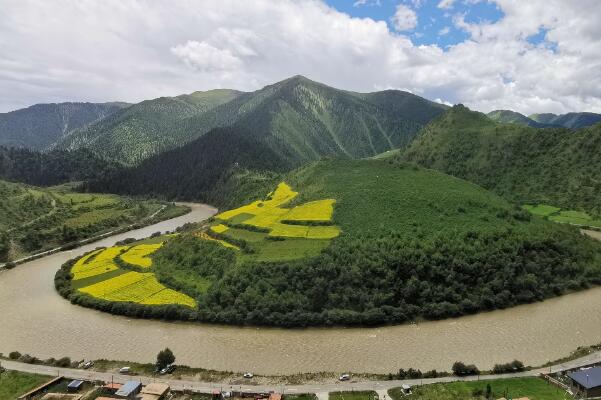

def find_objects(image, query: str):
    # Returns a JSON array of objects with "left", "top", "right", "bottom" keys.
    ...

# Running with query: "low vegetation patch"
[
  {"left": 524, "top": 203, "right": 601, "bottom": 228},
  {"left": 330, "top": 391, "right": 378, "bottom": 400},
  {"left": 0, "top": 370, "right": 53, "bottom": 399},
  {"left": 389, "top": 377, "right": 567, "bottom": 400}
]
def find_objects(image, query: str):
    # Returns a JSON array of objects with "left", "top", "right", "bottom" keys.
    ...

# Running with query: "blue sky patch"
[
  {"left": 527, "top": 26, "right": 558, "bottom": 52},
  {"left": 326, "top": 0, "right": 504, "bottom": 49}
]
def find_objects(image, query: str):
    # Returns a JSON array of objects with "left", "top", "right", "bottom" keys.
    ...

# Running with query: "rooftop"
[
  {"left": 141, "top": 383, "right": 170, "bottom": 396},
  {"left": 115, "top": 380, "right": 142, "bottom": 396},
  {"left": 569, "top": 367, "right": 601, "bottom": 389}
]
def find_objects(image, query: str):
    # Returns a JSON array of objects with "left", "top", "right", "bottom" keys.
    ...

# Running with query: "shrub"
[
  {"left": 54, "top": 357, "right": 71, "bottom": 367},
  {"left": 9, "top": 351, "right": 21, "bottom": 360},
  {"left": 452, "top": 361, "right": 480, "bottom": 376},
  {"left": 18, "top": 354, "right": 38, "bottom": 364},
  {"left": 492, "top": 359, "right": 525, "bottom": 374}
]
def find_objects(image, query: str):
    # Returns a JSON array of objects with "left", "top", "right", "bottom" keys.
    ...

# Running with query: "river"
[{"left": 1, "top": 203, "right": 600, "bottom": 375}]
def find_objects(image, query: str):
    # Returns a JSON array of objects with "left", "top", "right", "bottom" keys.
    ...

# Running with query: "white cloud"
[
  {"left": 391, "top": 4, "right": 418, "bottom": 31},
  {"left": 437, "top": 0, "right": 456, "bottom": 9},
  {"left": 353, "top": 0, "right": 381, "bottom": 6},
  {"left": 438, "top": 26, "right": 451, "bottom": 35},
  {"left": 0, "top": 0, "right": 600, "bottom": 115},
  {"left": 171, "top": 41, "right": 243, "bottom": 73}
]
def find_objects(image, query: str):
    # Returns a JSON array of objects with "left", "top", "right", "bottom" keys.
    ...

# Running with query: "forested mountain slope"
[
  {"left": 84, "top": 126, "right": 284, "bottom": 206},
  {"left": 59, "top": 89, "right": 242, "bottom": 164},
  {"left": 140, "top": 159, "right": 601, "bottom": 326},
  {"left": 62, "top": 76, "right": 447, "bottom": 165},
  {"left": 401, "top": 105, "right": 601, "bottom": 214},
  {"left": 0, "top": 146, "right": 121, "bottom": 186},
  {"left": 0, "top": 102, "right": 127, "bottom": 150}
]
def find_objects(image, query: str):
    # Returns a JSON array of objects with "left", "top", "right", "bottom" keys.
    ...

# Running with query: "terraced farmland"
[
  {"left": 67, "top": 242, "right": 196, "bottom": 308},
  {"left": 190, "top": 182, "right": 341, "bottom": 263},
  {"left": 120, "top": 243, "right": 163, "bottom": 268},
  {"left": 0, "top": 178, "right": 187, "bottom": 261}
]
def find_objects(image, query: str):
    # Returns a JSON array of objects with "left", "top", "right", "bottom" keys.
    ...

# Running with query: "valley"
[
  {"left": 0, "top": 179, "right": 188, "bottom": 262},
  {"left": 1, "top": 75, "right": 601, "bottom": 384}
]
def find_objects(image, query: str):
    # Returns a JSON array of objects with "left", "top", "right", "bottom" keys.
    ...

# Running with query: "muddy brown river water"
[{"left": 1, "top": 203, "right": 600, "bottom": 375}]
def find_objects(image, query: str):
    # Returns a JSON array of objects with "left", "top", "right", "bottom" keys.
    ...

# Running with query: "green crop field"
[
  {"left": 0, "top": 370, "right": 52, "bottom": 399},
  {"left": 389, "top": 377, "right": 569, "bottom": 400},
  {"left": 330, "top": 391, "right": 378, "bottom": 400},
  {"left": 523, "top": 203, "right": 601, "bottom": 228},
  {"left": 523, "top": 204, "right": 561, "bottom": 217}
]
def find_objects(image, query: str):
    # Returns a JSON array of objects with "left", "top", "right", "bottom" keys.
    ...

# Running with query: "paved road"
[{"left": 2, "top": 350, "right": 600, "bottom": 394}]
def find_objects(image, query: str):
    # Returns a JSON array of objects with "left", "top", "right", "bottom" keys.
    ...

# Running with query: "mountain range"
[
  {"left": 58, "top": 75, "right": 448, "bottom": 165},
  {"left": 487, "top": 109, "right": 601, "bottom": 128},
  {"left": 0, "top": 102, "right": 127, "bottom": 150}
]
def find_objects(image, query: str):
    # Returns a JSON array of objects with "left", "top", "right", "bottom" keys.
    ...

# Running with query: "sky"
[{"left": 1, "top": 0, "right": 600, "bottom": 115}]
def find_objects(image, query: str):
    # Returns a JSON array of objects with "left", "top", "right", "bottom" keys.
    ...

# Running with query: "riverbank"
[
  {"left": 2, "top": 345, "right": 600, "bottom": 392},
  {"left": 0, "top": 202, "right": 190, "bottom": 271},
  {"left": 3, "top": 341, "right": 600, "bottom": 386}
]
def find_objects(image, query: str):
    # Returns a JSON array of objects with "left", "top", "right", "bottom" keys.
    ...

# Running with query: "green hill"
[
  {"left": 0, "top": 102, "right": 127, "bottom": 150},
  {"left": 0, "top": 179, "right": 184, "bottom": 262},
  {"left": 529, "top": 111, "right": 601, "bottom": 128},
  {"left": 61, "top": 76, "right": 447, "bottom": 165},
  {"left": 402, "top": 105, "right": 601, "bottom": 215},
  {"left": 487, "top": 110, "right": 552, "bottom": 127},
  {"left": 71, "top": 159, "right": 601, "bottom": 326}
]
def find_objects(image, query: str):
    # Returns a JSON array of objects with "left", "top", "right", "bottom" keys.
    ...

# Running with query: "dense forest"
[
  {"left": 0, "top": 146, "right": 120, "bottom": 186},
  {"left": 84, "top": 127, "right": 284, "bottom": 207},
  {"left": 401, "top": 105, "right": 601, "bottom": 215}
]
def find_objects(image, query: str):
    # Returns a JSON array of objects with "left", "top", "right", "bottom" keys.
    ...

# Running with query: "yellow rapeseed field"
[
  {"left": 210, "top": 224, "right": 229, "bottom": 234},
  {"left": 269, "top": 223, "right": 309, "bottom": 238},
  {"left": 140, "top": 288, "right": 196, "bottom": 308},
  {"left": 306, "top": 225, "right": 341, "bottom": 239},
  {"left": 212, "top": 181, "right": 340, "bottom": 240},
  {"left": 78, "top": 270, "right": 196, "bottom": 307},
  {"left": 72, "top": 246, "right": 129, "bottom": 280},
  {"left": 215, "top": 182, "right": 298, "bottom": 220},
  {"left": 79, "top": 271, "right": 147, "bottom": 297},
  {"left": 285, "top": 199, "right": 335, "bottom": 221},
  {"left": 120, "top": 243, "right": 163, "bottom": 268}
]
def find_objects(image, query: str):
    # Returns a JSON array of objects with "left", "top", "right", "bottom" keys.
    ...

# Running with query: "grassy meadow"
[
  {"left": 524, "top": 204, "right": 601, "bottom": 228},
  {"left": 0, "top": 370, "right": 52, "bottom": 399},
  {"left": 330, "top": 391, "right": 378, "bottom": 400},
  {"left": 388, "top": 377, "right": 569, "bottom": 400}
]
